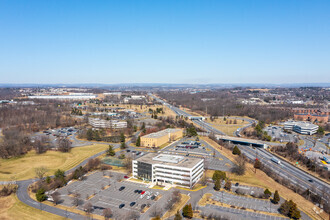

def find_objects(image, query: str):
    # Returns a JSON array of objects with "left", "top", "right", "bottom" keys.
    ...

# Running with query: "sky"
[{"left": 0, "top": 0, "right": 329, "bottom": 84}]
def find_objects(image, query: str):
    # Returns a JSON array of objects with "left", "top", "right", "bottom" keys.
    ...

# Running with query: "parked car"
[
  {"left": 134, "top": 189, "right": 139, "bottom": 193},
  {"left": 141, "top": 191, "right": 145, "bottom": 195},
  {"left": 119, "top": 204, "right": 125, "bottom": 209},
  {"left": 119, "top": 186, "right": 125, "bottom": 191},
  {"left": 141, "top": 204, "right": 146, "bottom": 209},
  {"left": 151, "top": 195, "right": 156, "bottom": 200},
  {"left": 130, "top": 202, "right": 136, "bottom": 207},
  {"left": 235, "top": 182, "right": 239, "bottom": 186},
  {"left": 124, "top": 175, "right": 129, "bottom": 178}
]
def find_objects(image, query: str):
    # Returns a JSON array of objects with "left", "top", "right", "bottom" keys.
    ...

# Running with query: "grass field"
[
  {"left": 162, "top": 194, "right": 190, "bottom": 219},
  {"left": 0, "top": 194, "right": 64, "bottom": 220},
  {"left": 0, "top": 144, "right": 108, "bottom": 181},
  {"left": 208, "top": 117, "right": 249, "bottom": 136},
  {"left": 201, "top": 137, "right": 328, "bottom": 220}
]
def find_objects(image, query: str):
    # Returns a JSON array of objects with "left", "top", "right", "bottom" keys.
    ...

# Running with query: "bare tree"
[
  {"left": 84, "top": 202, "right": 93, "bottom": 215},
  {"left": 103, "top": 208, "right": 112, "bottom": 220},
  {"left": 57, "top": 137, "right": 72, "bottom": 152},
  {"left": 71, "top": 192, "right": 81, "bottom": 206},
  {"left": 51, "top": 191, "right": 61, "bottom": 205},
  {"left": 35, "top": 166, "right": 49, "bottom": 180},
  {"left": 123, "top": 156, "right": 133, "bottom": 173},
  {"left": 127, "top": 211, "right": 140, "bottom": 220}
]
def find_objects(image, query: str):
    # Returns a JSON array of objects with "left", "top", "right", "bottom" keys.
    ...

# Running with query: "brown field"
[
  {"left": 0, "top": 194, "right": 64, "bottom": 220},
  {"left": 0, "top": 144, "right": 108, "bottom": 181}
]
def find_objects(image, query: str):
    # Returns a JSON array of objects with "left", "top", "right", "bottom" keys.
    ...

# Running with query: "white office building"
[
  {"left": 132, "top": 153, "right": 204, "bottom": 188},
  {"left": 88, "top": 118, "right": 127, "bottom": 129},
  {"left": 284, "top": 121, "right": 319, "bottom": 135}
]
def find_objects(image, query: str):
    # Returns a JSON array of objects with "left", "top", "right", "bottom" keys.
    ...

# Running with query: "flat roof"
[
  {"left": 142, "top": 128, "right": 182, "bottom": 139},
  {"left": 284, "top": 121, "right": 318, "bottom": 129},
  {"left": 135, "top": 153, "right": 203, "bottom": 169}
]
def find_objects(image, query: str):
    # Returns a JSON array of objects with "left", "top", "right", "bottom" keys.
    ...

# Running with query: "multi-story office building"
[
  {"left": 140, "top": 128, "right": 183, "bottom": 147},
  {"left": 88, "top": 117, "right": 127, "bottom": 129},
  {"left": 284, "top": 121, "right": 319, "bottom": 135},
  {"left": 132, "top": 153, "right": 204, "bottom": 188}
]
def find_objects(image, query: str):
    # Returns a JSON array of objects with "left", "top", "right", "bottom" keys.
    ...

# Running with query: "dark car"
[
  {"left": 151, "top": 195, "right": 156, "bottom": 200},
  {"left": 119, "top": 204, "right": 125, "bottom": 209},
  {"left": 308, "top": 179, "right": 314, "bottom": 183},
  {"left": 119, "top": 186, "right": 125, "bottom": 191},
  {"left": 138, "top": 190, "right": 143, "bottom": 194},
  {"left": 134, "top": 189, "right": 139, "bottom": 193},
  {"left": 235, "top": 182, "right": 239, "bottom": 186},
  {"left": 130, "top": 202, "right": 136, "bottom": 207},
  {"left": 141, "top": 204, "right": 146, "bottom": 209},
  {"left": 126, "top": 149, "right": 131, "bottom": 152}
]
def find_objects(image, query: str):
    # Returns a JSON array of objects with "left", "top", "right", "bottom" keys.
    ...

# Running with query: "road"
[{"left": 151, "top": 93, "right": 330, "bottom": 205}]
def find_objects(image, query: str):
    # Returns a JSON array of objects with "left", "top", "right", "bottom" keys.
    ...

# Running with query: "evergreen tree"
[
  {"left": 273, "top": 190, "right": 280, "bottom": 204},
  {"left": 107, "top": 145, "right": 115, "bottom": 156},
  {"left": 232, "top": 146, "right": 241, "bottom": 155},
  {"left": 174, "top": 210, "right": 182, "bottom": 220},
  {"left": 86, "top": 129, "right": 93, "bottom": 140},
  {"left": 212, "top": 170, "right": 226, "bottom": 182},
  {"left": 136, "top": 136, "right": 141, "bottom": 147},
  {"left": 120, "top": 142, "right": 126, "bottom": 149},
  {"left": 214, "top": 179, "right": 221, "bottom": 191},
  {"left": 264, "top": 188, "right": 272, "bottom": 199},
  {"left": 182, "top": 204, "right": 193, "bottom": 218},
  {"left": 120, "top": 133, "right": 125, "bottom": 143},
  {"left": 36, "top": 188, "right": 47, "bottom": 202}
]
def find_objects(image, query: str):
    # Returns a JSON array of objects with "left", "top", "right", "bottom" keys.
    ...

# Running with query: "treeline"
[
  {"left": 242, "top": 121, "right": 272, "bottom": 141},
  {"left": 273, "top": 142, "right": 329, "bottom": 181},
  {"left": 0, "top": 101, "right": 79, "bottom": 133},
  {"left": 157, "top": 90, "right": 292, "bottom": 123}
]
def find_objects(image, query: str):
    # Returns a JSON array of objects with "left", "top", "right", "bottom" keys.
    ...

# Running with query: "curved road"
[{"left": 1, "top": 131, "right": 141, "bottom": 219}]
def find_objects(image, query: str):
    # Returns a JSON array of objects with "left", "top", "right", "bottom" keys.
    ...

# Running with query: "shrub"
[
  {"left": 36, "top": 188, "right": 47, "bottom": 202},
  {"left": 232, "top": 146, "right": 241, "bottom": 155}
]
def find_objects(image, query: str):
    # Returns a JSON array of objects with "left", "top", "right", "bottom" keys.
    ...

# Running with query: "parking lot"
[
  {"left": 263, "top": 125, "right": 297, "bottom": 143},
  {"left": 200, "top": 204, "right": 287, "bottom": 220},
  {"left": 54, "top": 171, "right": 165, "bottom": 219},
  {"left": 212, "top": 191, "right": 281, "bottom": 213},
  {"left": 161, "top": 137, "right": 234, "bottom": 171}
]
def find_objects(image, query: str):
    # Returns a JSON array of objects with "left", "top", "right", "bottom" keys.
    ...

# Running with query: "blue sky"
[{"left": 0, "top": 0, "right": 329, "bottom": 84}]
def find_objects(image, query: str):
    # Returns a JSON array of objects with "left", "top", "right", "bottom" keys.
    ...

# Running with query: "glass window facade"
[{"left": 137, "top": 161, "right": 152, "bottom": 180}]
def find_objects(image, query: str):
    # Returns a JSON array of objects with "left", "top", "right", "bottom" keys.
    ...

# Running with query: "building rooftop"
[
  {"left": 135, "top": 153, "right": 203, "bottom": 169},
  {"left": 142, "top": 128, "right": 182, "bottom": 139},
  {"left": 284, "top": 121, "right": 318, "bottom": 129}
]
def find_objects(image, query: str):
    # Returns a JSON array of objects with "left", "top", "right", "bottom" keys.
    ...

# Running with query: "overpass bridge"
[{"left": 215, "top": 135, "right": 268, "bottom": 148}]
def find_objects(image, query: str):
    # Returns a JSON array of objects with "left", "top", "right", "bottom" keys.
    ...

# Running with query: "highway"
[{"left": 151, "top": 93, "right": 330, "bottom": 203}]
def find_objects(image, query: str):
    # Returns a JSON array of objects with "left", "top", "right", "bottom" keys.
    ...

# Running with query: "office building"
[
  {"left": 284, "top": 121, "right": 319, "bottom": 135},
  {"left": 140, "top": 128, "right": 183, "bottom": 147},
  {"left": 132, "top": 153, "right": 204, "bottom": 188}
]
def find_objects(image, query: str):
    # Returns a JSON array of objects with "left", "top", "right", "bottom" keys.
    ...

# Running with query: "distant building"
[
  {"left": 88, "top": 118, "right": 127, "bottom": 129},
  {"left": 28, "top": 95, "right": 96, "bottom": 100},
  {"left": 132, "top": 153, "right": 204, "bottom": 188},
  {"left": 140, "top": 128, "right": 183, "bottom": 147},
  {"left": 292, "top": 108, "right": 329, "bottom": 123},
  {"left": 284, "top": 121, "right": 319, "bottom": 135}
]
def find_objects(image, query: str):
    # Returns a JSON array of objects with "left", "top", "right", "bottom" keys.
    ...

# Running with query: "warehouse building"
[
  {"left": 284, "top": 121, "right": 319, "bottom": 135},
  {"left": 132, "top": 153, "right": 204, "bottom": 188},
  {"left": 88, "top": 118, "right": 127, "bottom": 129},
  {"left": 141, "top": 128, "right": 183, "bottom": 147}
]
